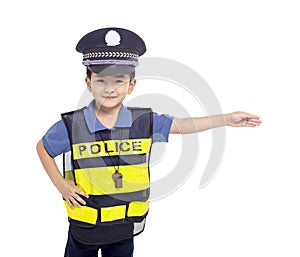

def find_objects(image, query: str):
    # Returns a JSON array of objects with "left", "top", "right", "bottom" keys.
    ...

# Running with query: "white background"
[{"left": 1, "top": 0, "right": 300, "bottom": 256}]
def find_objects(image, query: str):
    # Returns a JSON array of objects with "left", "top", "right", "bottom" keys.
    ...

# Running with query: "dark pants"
[{"left": 64, "top": 229, "right": 134, "bottom": 257}]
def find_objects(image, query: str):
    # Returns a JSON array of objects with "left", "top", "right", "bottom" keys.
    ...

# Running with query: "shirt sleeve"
[
  {"left": 42, "top": 120, "right": 70, "bottom": 158},
  {"left": 152, "top": 112, "right": 174, "bottom": 143}
]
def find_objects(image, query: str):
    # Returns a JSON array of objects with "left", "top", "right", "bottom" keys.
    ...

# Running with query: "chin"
[{"left": 101, "top": 102, "right": 122, "bottom": 109}]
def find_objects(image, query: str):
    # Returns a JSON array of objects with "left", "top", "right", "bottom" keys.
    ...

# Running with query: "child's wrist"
[
  {"left": 209, "top": 114, "right": 227, "bottom": 128},
  {"left": 224, "top": 114, "right": 230, "bottom": 126}
]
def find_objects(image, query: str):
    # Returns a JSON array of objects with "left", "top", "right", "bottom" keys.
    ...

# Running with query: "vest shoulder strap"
[
  {"left": 128, "top": 107, "right": 153, "bottom": 136},
  {"left": 127, "top": 107, "right": 152, "bottom": 120},
  {"left": 61, "top": 107, "right": 86, "bottom": 119}
]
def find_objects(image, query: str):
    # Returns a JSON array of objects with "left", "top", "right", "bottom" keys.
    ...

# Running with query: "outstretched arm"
[{"left": 170, "top": 111, "right": 261, "bottom": 134}]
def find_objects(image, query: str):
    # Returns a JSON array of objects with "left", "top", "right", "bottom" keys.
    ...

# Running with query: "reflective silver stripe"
[{"left": 82, "top": 59, "right": 138, "bottom": 67}]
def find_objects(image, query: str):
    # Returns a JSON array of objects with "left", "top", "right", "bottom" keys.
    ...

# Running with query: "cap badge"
[{"left": 105, "top": 30, "right": 121, "bottom": 46}]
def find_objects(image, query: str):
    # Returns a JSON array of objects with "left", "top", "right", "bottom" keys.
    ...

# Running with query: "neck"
[{"left": 94, "top": 103, "right": 122, "bottom": 128}]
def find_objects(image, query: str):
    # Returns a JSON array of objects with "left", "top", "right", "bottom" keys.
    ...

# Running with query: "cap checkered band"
[
  {"left": 82, "top": 48, "right": 139, "bottom": 67},
  {"left": 83, "top": 51, "right": 138, "bottom": 60}
]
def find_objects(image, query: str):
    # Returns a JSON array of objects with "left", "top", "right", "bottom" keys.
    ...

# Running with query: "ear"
[
  {"left": 85, "top": 77, "right": 92, "bottom": 92},
  {"left": 127, "top": 79, "right": 136, "bottom": 94}
]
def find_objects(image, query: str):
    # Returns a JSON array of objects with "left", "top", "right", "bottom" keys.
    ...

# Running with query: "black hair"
[
  {"left": 86, "top": 67, "right": 92, "bottom": 79},
  {"left": 86, "top": 67, "right": 135, "bottom": 81}
]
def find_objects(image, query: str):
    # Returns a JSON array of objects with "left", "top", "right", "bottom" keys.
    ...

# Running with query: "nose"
[{"left": 104, "top": 84, "right": 116, "bottom": 93}]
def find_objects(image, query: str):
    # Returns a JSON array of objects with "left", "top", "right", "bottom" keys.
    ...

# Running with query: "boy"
[{"left": 36, "top": 27, "right": 261, "bottom": 257}]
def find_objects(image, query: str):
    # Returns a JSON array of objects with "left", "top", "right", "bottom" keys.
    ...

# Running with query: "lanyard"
[{"left": 100, "top": 130, "right": 123, "bottom": 188}]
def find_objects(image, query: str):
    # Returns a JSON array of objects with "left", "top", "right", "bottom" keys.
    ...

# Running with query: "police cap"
[{"left": 76, "top": 27, "right": 146, "bottom": 76}]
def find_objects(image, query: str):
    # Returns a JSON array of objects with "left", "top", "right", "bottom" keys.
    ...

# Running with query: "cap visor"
[{"left": 88, "top": 65, "right": 135, "bottom": 76}]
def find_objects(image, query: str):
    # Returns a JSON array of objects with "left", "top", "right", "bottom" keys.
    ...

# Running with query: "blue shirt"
[{"left": 42, "top": 101, "right": 174, "bottom": 158}]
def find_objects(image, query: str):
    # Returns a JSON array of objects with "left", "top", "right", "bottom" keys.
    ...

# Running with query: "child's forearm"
[
  {"left": 36, "top": 139, "right": 89, "bottom": 208},
  {"left": 36, "top": 139, "right": 66, "bottom": 189},
  {"left": 170, "top": 114, "right": 226, "bottom": 134}
]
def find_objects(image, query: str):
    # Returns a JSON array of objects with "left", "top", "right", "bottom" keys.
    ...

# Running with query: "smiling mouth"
[{"left": 103, "top": 95, "right": 116, "bottom": 98}]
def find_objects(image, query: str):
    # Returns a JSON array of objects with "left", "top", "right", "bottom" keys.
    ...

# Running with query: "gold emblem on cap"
[{"left": 105, "top": 30, "right": 121, "bottom": 46}]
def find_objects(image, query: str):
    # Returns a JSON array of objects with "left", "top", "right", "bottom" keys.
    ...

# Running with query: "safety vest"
[{"left": 61, "top": 107, "right": 153, "bottom": 243}]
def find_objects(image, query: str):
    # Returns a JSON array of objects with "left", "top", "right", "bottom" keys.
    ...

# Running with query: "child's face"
[{"left": 86, "top": 73, "right": 136, "bottom": 110}]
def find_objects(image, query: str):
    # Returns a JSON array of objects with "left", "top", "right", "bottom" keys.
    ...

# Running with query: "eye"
[
  {"left": 115, "top": 80, "right": 125, "bottom": 84},
  {"left": 95, "top": 79, "right": 107, "bottom": 85}
]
